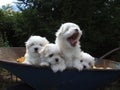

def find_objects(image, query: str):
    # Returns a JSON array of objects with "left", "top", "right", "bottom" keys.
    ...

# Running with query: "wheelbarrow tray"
[
  {"left": 0, "top": 59, "right": 120, "bottom": 90},
  {"left": 0, "top": 47, "right": 120, "bottom": 90}
]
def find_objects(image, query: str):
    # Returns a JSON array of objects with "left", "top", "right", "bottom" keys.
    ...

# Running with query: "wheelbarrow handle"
[{"left": 95, "top": 47, "right": 120, "bottom": 65}]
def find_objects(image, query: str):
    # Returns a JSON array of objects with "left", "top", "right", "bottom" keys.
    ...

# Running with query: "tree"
[
  {"left": 1, "top": 0, "right": 120, "bottom": 59},
  {"left": 14, "top": 0, "right": 120, "bottom": 57}
]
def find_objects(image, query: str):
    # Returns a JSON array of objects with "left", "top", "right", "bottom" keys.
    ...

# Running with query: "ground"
[{"left": 0, "top": 68, "right": 21, "bottom": 90}]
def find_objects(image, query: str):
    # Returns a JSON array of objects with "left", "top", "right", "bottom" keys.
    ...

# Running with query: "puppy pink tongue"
[{"left": 70, "top": 39, "right": 77, "bottom": 46}]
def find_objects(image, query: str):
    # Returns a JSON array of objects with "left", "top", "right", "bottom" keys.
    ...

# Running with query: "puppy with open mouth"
[
  {"left": 23, "top": 35, "right": 49, "bottom": 65},
  {"left": 55, "top": 22, "right": 95, "bottom": 70},
  {"left": 55, "top": 22, "right": 83, "bottom": 70},
  {"left": 39, "top": 43, "right": 66, "bottom": 73}
]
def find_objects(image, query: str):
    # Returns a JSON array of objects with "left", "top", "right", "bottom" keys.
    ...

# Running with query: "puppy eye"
[
  {"left": 89, "top": 62, "right": 92, "bottom": 67},
  {"left": 39, "top": 44, "right": 43, "bottom": 46},
  {"left": 30, "top": 43, "right": 34, "bottom": 46},
  {"left": 49, "top": 54, "right": 53, "bottom": 57}
]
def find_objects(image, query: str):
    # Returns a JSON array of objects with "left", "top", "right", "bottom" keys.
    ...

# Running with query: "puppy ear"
[
  {"left": 25, "top": 35, "right": 33, "bottom": 49},
  {"left": 39, "top": 47, "right": 45, "bottom": 55},
  {"left": 39, "top": 45, "right": 48, "bottom": 57},
  {"left": 55, "top": 24, "right": 63, "bottom": 36},
  {"left": 25, "top": 37, "right": 30, "bottom": 49},
  {"left": 25, "top": 41, "right": 32, "bottom": 49},
  {"left": 79, "top": 29, "right": 82, "bottom": 37},
  {"left": 42, "top": 37, "right": 49, "bottom": 44},
  {"left": 59, "top": 52, "right": 65, "bottom": 60},
  {"left": 25, "top": 41, "right": 28, "bottom": 48}
]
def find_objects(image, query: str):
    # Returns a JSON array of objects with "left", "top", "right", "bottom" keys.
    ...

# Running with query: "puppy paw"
[
  {"left": 22, "top": 60, "right": 31, "bottom": 65},
  {"left": 74, "top": 64, "right": 83, "bottom": 71},
  {"left": 51, "top": 65, "right": 66, "bottom": 73},
  {"left": 40, "top": 62, "right": 49, "bottom": 67},
  {"left": 73, "top": 60, "right": 83, "bottom": 71},
  {"left": 51, "top": 66, "right": 59, "bottom": 73},
  {"left": 59, "top": 65, "right": 66, "bottom": 72}
]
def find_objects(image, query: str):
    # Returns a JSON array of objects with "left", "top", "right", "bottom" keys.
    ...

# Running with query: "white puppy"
[
  {"left": 40, "top": 43, "right": 66, "bottom": 73},
  {"left": 80, "top": 51, "right": 95, "bottom": 69},
  {"left": 23, "top": 35, "right": 49, "bottom": 65},
  {"left": 72, "top": 51, "right": 95, "bottom": 70},
  {"left": 55, "top": 22, "right": 83, "bottom": 70}
]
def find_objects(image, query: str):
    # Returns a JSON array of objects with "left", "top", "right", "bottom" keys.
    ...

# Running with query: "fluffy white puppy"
[
  {"left": 23, "top": 35, "right": 49, "bottom": 65},
  {"left": 55, "top": 22, "right": 83, "bottom": 70},
  {"left": 40, "top": 43, "right": 66, "bottom": 73},
  {"left": 70, "top": 51, "right": 95, "bottom": 70},
  {"left": 80, "top": 51, "right": 95, "bottom": 69}
]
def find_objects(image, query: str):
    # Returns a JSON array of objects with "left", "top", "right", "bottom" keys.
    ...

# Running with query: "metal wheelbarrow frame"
[{"left": 0, "top": 47, "right": 120, "bottom": 90}]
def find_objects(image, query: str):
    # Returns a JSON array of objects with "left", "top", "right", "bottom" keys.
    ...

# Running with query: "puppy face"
[
  {"left": 25, "top": 36, "right": 49, "bottom": 54},
  {"left": 48, "top": 54, "right": 63, "bottom": 66},
  {"left": 80, "top": 52, "right": 95, "bottom": 69},
  {"left": 73, "top": 52, "right": 95, "bottom": 71},
  {"left": 56, "top": 22, "right": 82, "bottom": 47},
  {"left": 40, "top": 44, "right": 63, "bottom": 63},
  {"left": 40, "top": 44, "right": 66, "bottom": 72},
  {"left": 49, "top": 56, "right": 66, "bottom": 73}
]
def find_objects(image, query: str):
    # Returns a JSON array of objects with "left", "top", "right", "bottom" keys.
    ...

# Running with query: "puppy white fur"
[
  {"left": 23, "top": 35, "right": 49, "bottom": 65},
  {"left": 55, "top": 22, "right": 83, "bottom": 70},
  {"left": 40, "top": 43, "right": 66, "bottom": 72},
  {"left": 80, "top": 51, "right": 95, "bottom": 69}
]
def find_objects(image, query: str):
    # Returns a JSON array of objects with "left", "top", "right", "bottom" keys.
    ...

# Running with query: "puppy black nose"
[
  {"left": 83, "top": 65, "right": 86, "bottom": 69},
  {"left": 80, "top": 60, "right": 83, "bottom": 63},
  {"left": 55, "top": 58, "right": 59, "bottom": 62},
  {"left": 34, "top": 48, "right": 38, "bottom": 51}
]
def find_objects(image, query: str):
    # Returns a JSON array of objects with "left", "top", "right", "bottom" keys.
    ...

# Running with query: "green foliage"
[
  {"left": 0, "top": 0, "right": 120, "bottom": 59},
  {"left": 0, "top": 34, "right": 9, "bottom": 47}
]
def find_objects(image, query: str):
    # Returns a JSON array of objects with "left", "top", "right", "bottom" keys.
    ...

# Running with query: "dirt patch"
[{"left": 0, "top": 68, "right": 22, "bottom": 90}]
